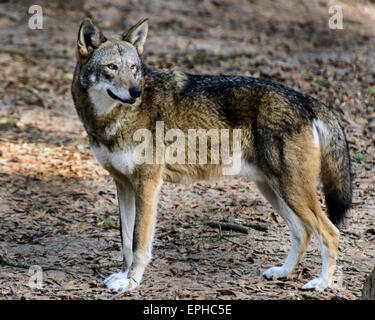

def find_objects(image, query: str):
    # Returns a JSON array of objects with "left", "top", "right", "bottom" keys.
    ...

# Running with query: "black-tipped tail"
[
  {"left": 318, "top": 120, "right": 352, "bottom": 227},
  {"left": 324, "top": 186, "right": 352, "bottom": 227}
]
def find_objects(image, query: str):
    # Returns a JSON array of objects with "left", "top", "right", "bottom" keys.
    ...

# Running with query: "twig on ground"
[
  {"left": 300, "top": 292, "right": 321, "bottom": 300},
  {"left": 233, "top": 220, "right": 268, "bottom": 232},
  {"left": 0, "top": 10, "right": 18, "bottom": 22},
  {"left": 253, "top": 249, "right": 285, "bottom": 256},
  {"left": 0, "top": 254, "right": 29, "bottom": 268},
  {"left": 213, "top": 224, "right": 252, "bottom": 250},
  {"left": 157, "top": 233, "right": 237, "bottom": 245},
  {"left": 110, "top": 289, "right": 130, "bottom": 300},
  {"left": 24, "top": 86, "right": 49, "bottom": 109},
  {"left": 57, "top": 238, "right": 76, "bottom": 253},
  {"left": 56, "top": 215, "right": 75, "bottom": 224},
  {"left": 221, "top": 236, "right": 252, "bottom": 250},
  {"left": 205, "top": 221, "right": 249, "bottom": 234},
  {"left": 91, "top": 262, "right": 123, "bottom": 270},
  {"left": 337, "top": 257, "right": 352, "bottom": 264},
  {"left": 0, "top": 47, "right": 70, "bottom": 60},
  {"left": 50, "top": 287, "right": 86, "bottom": 292},
  {"left": 0, "top": 254, "right": 83, "bottom": 274}
]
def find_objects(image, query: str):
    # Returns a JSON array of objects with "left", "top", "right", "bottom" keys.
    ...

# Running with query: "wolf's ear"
[
  {"left": 122, "top": 18, "right": 148, "bottom": 55},
  {"left": 77, "top": 18, "right": 106, "bottom": 57}
]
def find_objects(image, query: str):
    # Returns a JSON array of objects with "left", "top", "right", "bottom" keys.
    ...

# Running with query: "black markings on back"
[{"left": 182, "top": 73, "right": 319, "bottom": 122}]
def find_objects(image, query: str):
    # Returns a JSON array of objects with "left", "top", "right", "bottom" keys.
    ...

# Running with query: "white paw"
[
  {"left": 104, "top": 271, "right": 138, "bottom": 291},
  {"left": 302, "top": 277, "right": 329, "bottom": 292},
  {"left": 263, "top": 266, "right": 290, "bottom": 279}
]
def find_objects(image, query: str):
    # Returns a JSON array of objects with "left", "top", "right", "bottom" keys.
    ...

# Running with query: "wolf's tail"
[{"left": 313, "top": 115, "right": 352, "bottom": 227}]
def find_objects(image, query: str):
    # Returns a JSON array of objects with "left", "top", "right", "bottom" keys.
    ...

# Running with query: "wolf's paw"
[
  {"left": 301, "top": 277, "right": 328, "bottom": 292},
  {"left": 263, "top": 266, "right": 290, "bottom": 279},
  {"left": 104, "top": 271, "right": 138, "bottom": 291}
]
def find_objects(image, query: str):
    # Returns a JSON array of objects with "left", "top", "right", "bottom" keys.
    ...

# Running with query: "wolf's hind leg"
[
  {"left": 256, "top": 181, "right": 311, "bottom": 279},
  {"left": 264, "top": 178, "right": 338, "bottom": 292},
  {"left": 301, "top": 215, "right": 339, "bottom": 292}
]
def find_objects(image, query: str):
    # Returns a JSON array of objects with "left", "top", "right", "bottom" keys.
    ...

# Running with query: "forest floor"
[{"left": 0, "top": 0, "right": 374, "bottom": 300}]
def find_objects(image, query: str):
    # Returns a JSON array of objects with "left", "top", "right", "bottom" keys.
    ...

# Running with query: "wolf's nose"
[{"left": 129, "top": 87, "right": 142, "bottom": 99}]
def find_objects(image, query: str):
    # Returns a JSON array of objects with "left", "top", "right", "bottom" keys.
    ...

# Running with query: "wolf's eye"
[
  {"left": 107, "top": 64, "right": 118, "bottom": 70},
  {"left": 130, "top": 64, "right": 137, "bottom": 72}
]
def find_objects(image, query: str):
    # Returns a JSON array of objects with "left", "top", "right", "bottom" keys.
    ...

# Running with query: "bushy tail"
[{"left": 314, "top": 117, "right": 352, "bottom": 227}]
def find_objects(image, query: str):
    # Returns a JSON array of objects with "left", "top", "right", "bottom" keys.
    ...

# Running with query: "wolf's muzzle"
[{"left": 107, "top": 89, "right": 136, "bottom": 105}]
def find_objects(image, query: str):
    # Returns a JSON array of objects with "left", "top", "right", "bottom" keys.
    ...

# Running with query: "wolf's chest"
[{"left": 90, "top": 143, "right": 135, "bottom": 175}]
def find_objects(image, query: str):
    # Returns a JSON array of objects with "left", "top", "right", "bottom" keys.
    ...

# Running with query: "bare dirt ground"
[{"left": 0, "top": 0, "right": 374, "bottom": 300}]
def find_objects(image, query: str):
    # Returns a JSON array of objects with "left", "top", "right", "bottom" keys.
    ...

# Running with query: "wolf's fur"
[{"left": 71, "top": 18, "right": 352, "bottom": 292}]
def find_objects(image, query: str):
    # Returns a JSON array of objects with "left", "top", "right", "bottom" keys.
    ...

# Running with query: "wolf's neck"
[{"left": 141, "top": 62, "right": 188, "bottom": 102}]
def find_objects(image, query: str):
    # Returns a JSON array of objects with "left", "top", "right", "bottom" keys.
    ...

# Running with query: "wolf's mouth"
[{"left": 107, "top": 89, "right": 136, "bottom": 105}]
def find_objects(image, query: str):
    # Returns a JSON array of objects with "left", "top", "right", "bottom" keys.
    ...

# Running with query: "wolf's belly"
[
  {"left": 163, "top": 160, "right": 265, "bottom": 184},
  {"left": 162, "top": 163, "right": 224, "bottom": 184},
  {"left": 90, "top": 143, "right": 265, "bottom": 184}
]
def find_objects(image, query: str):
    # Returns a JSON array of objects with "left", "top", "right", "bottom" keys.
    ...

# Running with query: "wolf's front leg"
[
  {"left": 105, "top": 172, "right": 163, "bottom": 292},
  {"left": 104, "top": 178, "right": 136, "bottom": 291}
]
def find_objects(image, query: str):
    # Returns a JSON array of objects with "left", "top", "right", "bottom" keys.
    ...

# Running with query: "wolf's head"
[{"left": 75, "top": 18, "right": 148, "bottom": 115}]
